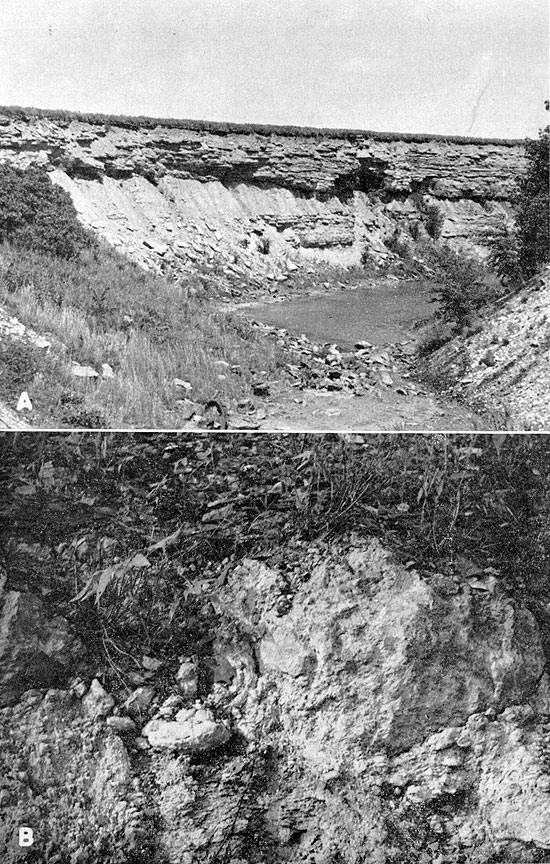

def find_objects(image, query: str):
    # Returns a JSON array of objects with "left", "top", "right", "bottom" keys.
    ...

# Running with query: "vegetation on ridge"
[{"left": 0, "top": 104, "right": 523, "bottom": 146}]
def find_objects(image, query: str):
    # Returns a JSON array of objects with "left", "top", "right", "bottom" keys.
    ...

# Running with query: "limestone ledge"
[{"left": 0, "top": 116, "right": 525, "bottom": 201}]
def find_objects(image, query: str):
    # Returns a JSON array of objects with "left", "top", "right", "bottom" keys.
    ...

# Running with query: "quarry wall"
[{"left": 0, "top": 113, "right": 526, "bottom": 279}]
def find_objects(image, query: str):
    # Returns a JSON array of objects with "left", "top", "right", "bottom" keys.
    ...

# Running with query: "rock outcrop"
[
  {"left": 0, "top": 112, "right": 526, "bottom": 280},
  {"left": 1, "top": 539, "right": 548, "bottom": 862}
]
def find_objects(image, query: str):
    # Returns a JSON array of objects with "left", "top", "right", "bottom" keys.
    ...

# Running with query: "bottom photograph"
[{"left": 1, "top": 432, "right": 550, "bottom": 864}]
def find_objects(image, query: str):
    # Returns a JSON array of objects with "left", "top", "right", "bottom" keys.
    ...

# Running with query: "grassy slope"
[{"left": 0, "top": 241, "right": 283, "bottom": 428}]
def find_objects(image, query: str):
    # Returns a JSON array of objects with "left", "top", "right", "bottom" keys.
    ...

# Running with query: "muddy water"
[{"left": 242, "top": 278, "right": 436, "bottom": 349}]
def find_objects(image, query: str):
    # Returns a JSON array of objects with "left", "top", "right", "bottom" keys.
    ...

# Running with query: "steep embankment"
[
  {"left": 0, "top": 109, "right": 525, "bottom": 284},
  {"left": 420, "top": 266, "right": 550, "bottom": 429}
]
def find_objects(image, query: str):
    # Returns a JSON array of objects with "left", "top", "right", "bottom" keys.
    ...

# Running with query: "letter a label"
[{"left": 16, "top": 391, "right": 33, "bottom": 412}]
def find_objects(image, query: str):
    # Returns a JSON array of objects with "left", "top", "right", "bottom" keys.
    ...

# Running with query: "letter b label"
[{"left": 19, "top": 827, "right": 34, "bottom": 846}]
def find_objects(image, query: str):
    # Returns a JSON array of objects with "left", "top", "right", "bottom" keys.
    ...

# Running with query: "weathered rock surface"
[
  {"left": 143, "top": 705, "right": 230, "bottom": 752},
  {"left": 82, "top": 678, "right": 115, "bottom": 719},
  {"left": 0, "top": 116, "right": 523, "bottom": 199},
  {"left": 1, "top": 540, "right": 548, "bottom": 862},
  {"left": 0, "top": 688, "right": 149, "bottom": 863}
]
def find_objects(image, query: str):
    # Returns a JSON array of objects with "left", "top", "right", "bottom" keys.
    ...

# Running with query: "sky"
[{"left": 0, "top": 0, "right": 547, "bottom": 138}]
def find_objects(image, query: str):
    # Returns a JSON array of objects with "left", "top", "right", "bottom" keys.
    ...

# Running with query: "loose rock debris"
[{"left": 250, "top": 319, "right": 422, "bottom": 398}]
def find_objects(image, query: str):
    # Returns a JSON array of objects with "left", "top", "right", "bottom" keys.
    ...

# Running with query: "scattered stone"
[
  {"left": 142, "top": 655, "right": 163, "bottom": 672},
  {"left": 173, "top": 378, "right": 192, "bottom": 391},
  {"left": 106, "top": 716, "right": 136, "bottom": 733},
  {"left": 124, "top": 686, "right": 155, "bottom": 715},
  {"left": 142, "top": 706, "right": 230, "bottom": 752},
  {"left": 176, "top": 660, "right": 198, "bottom": 699},
  {"left": 71, "top": 363, "right": 99, "bottom": 378},
  {"left": 82, "top": 679, "right": 115, "bottom": 719},
  {"left": 101, "top": 363, "right": 115, "bottom": 378}
]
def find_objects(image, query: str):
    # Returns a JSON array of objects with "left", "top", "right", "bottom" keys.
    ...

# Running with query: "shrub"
[
  {"left": 423, "top": 243, "right": 503, "bottom": 326},
  {"left": 487, "top": 226, "right": 523, "bottom": 286},
  {"left": 409, "top": 220, "right": 422, "bottom": 241},
  {"left": 0, "top": 165, "right": 93, "bottom": 259},
  {"left": 417, "top": 321, "right": 453, "bottom": 354},
  {"left": 425, "top": 205, "right": 444, "bottom": 240},
  {"left": 385, "top": 231, "right": 412, "bottom": 261}
]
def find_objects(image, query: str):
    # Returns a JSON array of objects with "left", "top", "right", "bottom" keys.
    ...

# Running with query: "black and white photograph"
[
  {"left": 0, "top": 1, "right": 549, "bottom": 863},
  {"left": 0, "top": 0, "right": 547, "bottom": 431}
]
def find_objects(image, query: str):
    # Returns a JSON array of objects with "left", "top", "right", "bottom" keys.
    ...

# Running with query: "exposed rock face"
[
  {"left": 0, "top": 115, "right": 525, "bottom": 277},
  {"left": 143, "top": 705, "right": 230, "bottom": 752},
  {"left": 0, "top": 117, "right": 522, "bottom": 199},
  {"left": 1, "top": 540, "right": 548, "bottom": 863}
]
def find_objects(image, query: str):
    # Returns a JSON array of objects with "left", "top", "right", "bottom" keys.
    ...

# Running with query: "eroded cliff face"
[
  {"left": 1, "top": 539, "right": 549, "bottom": 864},
  {"left": 0, "top": 114, "right": 526, "bottom": 280}
]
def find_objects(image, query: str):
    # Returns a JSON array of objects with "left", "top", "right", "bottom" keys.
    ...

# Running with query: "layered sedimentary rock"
[{"left": 0, "top": 113, "right": 526, "bottom": 277}]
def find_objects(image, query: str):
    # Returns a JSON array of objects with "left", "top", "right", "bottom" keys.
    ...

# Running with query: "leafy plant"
[
  {"left": 515, "top": 123, "right": 549, "bottom": 279},
  {"left": 421, "top": 243, "right": 503, "bottom": 327},
  {"left": 0, "top": 165, "right": 93, "bottom": 259}
]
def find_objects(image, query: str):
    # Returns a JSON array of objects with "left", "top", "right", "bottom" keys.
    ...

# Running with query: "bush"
[
  {"left": 0, "top": 165, "right": 93, "bottom": 259},
  {"left": 487, "top": 226, "right": 523, "bottom": 286},
  {"left": 425, "top": 204, "right": 444, "bottom": 240},
  {"left": 409, "top": 220, "right": 422, "bottom": 241},
  {"left": 423, "top": 243, "right": 503, "bottom": 326},
  {"left": 385, "top": 231, "right": 412, "bottom": 261},
  {"left": 417, "top": 321, "right": 453, "bottom": 354}
]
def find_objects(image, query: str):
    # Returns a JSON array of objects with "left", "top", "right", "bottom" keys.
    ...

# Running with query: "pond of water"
[{"left": 242, "top": 278, "right": 436, "bottom": 350}]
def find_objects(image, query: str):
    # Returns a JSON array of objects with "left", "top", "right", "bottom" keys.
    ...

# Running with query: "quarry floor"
[{"left": 231, "top": 277, "right": 483, "bottom": 431}]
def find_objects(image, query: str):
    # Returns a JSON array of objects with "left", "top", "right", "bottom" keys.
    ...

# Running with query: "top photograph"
[{"left": 0, "top": 0, "right": 548, "bottom": 432}]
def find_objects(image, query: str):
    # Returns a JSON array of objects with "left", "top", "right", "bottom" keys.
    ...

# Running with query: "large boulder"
[{"left": 222, "top": 540, "right": 545, "bottom": 761}]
